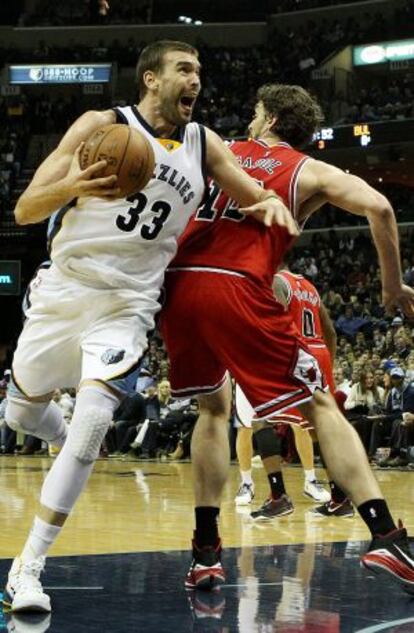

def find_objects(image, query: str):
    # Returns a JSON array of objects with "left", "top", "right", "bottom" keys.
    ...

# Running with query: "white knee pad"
[{"left": 66, "top": 405, "right": 112, "bottom": 463}]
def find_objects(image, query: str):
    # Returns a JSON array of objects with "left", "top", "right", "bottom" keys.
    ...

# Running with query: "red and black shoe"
[
  {"left": 185, "top": 537, "right": 226, "bottom": 591},
  {"left": 361, "top": 520, "right": 414, "bottom": 594},
  {"left": 187, "top": 590, "right": 226, "bottom": 632}
]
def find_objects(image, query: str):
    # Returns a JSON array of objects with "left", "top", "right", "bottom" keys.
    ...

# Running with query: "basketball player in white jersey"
[{"left": 3, "top": 40, "right": 297, "bottom": 613}]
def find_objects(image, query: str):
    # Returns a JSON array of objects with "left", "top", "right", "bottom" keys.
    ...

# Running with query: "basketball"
[{"left": 79, "top": 124, "right": 155, "bottom": 198}]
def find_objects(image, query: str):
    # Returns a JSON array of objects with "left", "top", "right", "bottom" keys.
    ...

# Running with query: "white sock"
[
  {"left": 21, "top": 516, "right": 62, "bottom": 563},
  {"left": 241, "top": 470, "right": 253, "bottom": 486},
  {"left": 304, "top": 469, "right": 316, "bottom": 483}
]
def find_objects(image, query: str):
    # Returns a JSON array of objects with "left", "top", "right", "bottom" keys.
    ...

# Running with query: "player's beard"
[{"left": 160, "top": 97, "right": 191, "bottom": 128}]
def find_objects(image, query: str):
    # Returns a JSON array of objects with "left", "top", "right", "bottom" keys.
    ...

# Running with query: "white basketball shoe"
[
  {"left": 6, "top": 612, "right": 51, "bottom": 632},
  {"left": 235, "top": 482, "right": 255, "bottom": 505},
  {"left": 4, "top": 557, "right": 51, "bottom": 613},
  {"left": 303, "top": 480, "right": 331, "bottom": 503}
]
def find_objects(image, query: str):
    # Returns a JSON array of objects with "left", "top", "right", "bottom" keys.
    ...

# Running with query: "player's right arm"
[
  {"left": 298, "top": 160, "right": 414, "bottom": 319},
  {"left": 319, "top": 300, "right": 337, "bottom": 362},
  {"left": 14, "top": 109, "right": 121, "bottom": 225}
]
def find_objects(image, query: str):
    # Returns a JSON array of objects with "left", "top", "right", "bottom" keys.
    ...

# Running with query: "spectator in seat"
[
  {"left": 139, "top": 381, "right": 197, "bottom": 459},
  {"left": 378, "top": 368, "right": 414, "bottom": 467},
  {"left": 345, "top": 369, "right": 385, "bottom": 453},
  {"left": 394, "top": 331, "right": 412, "bottom": 361},
  {"left": 335, "top": 305, "right": 370, "bottom": 340},
  {"left": 106, "top": 392, "right": 146, "bottom": 456},
  {"left": 333, "top": 366, "right": 351, "bottom": 396}
]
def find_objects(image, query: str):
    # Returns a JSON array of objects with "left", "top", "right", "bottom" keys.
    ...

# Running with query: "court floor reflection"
[{"left": 1, "top": 538, "right": 414, "bottom": 633}]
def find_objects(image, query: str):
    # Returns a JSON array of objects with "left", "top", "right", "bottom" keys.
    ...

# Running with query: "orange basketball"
[{"left": 79, "top": 124, "right": 155, "bottom": 198}]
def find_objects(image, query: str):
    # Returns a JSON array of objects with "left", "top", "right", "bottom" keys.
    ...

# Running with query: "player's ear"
[
  {"left": 266, "top": 115, "right": 278, "bottom": 132},
  {"left": 143, "top": 70, "right": 159, "bottom": 93}
]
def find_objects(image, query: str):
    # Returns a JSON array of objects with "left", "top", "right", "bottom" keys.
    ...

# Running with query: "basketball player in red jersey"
[
  {"left": 244, "top": 270, "right": 353, "bottom": 520},
  {"left": 234, "top": 269, "right": 335, "bottom": 514},
  {"left": 161, "top": 84, "right": 414, "bottom": 593}
]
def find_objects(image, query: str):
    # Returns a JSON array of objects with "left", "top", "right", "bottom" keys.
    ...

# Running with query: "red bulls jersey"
[
  {"left": 169, "top": 139, "right": 310, "bottom": 285},
  {"left": 275, "top": 271, "right": 324, "bottom": 345}
]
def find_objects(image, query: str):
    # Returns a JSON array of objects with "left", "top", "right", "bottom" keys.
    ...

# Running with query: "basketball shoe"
[
  {"left": 235, "top": 483, "right": 255, "bottom": 506},
  {"left": 250, "top": 495, "right": 294, "bottom": 521},
  {"left": 185, "top": 538, "right": 226, "bottom": 591},
  {"left": 361, "top": 520, "right": 414, "bottom": 594},
  {"left": 3, "top": 557, "right": 51, "bottom": 613},
  {"left": 6, "top": 612, "right": 51, "bottom": 633},
  {"left": 310, "top": 499, "right": 354, "bottom": 518},
  {"left": 187, "top": 590, "right": 226, "bottom": 632},
  {"left": 303, "top": 480, "right": 331, "bottom": 503}
]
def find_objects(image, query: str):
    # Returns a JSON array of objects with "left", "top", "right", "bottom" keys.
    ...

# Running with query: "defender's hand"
[
  {"left": 382, "top": 284, "right": 414, "bottom": 319},
  {"left": 240, "top": 197, "right": 299, "bottom": 234}
]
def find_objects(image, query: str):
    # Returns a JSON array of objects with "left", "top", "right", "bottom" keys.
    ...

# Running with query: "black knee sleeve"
[{"left": 254, "top": 426, "right": 281, "bottom": 458}]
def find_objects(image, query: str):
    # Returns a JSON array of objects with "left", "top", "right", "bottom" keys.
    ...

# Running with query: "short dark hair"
[
  {"left": 136, "top": 40, "right": 199, "bottom": 99},
  {"left": 257, "top": 84, "right": 324, "bottom": 148}
]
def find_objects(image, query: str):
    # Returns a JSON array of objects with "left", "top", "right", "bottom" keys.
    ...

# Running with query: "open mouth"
[{"left": 179, "top": 95, "right": 196, "bottom": 113}]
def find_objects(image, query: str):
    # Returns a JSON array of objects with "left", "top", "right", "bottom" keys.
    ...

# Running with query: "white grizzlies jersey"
[{"left": 48, "top": 106, "right": 207, "bottom": 297}]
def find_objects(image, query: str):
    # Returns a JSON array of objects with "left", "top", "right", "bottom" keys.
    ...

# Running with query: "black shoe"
[
  {"left": 250, "top": 494, "right": 294, "bottom": 521},
  {"left": 361, "top": 520, "right": 414, "bottom": 594},
  {"left": 310, "top": 499, "right": 354, "bottom": 518},
  {"left": 185, "top": 538, "right": 226, "bottom": 591}
]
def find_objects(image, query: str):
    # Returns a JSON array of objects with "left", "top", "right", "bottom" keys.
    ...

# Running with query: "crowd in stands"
[
  {"left": 0, "top": 97, "right": 28, "bottom": 219},
  {"left": 0, "top": 1, "right": 412, "bottom": 138},
  {"left": 287, "top": 229, "right": 414, "bottom": 465},
  {"left": 335, "top": 76, "right": 414, "bottom": 125}
]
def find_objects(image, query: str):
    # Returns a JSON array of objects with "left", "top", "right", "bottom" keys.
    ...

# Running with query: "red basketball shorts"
[
  {"left": 268, "top": 344, "right": 334, "bottom": 428},
  {"left": 160, "top": 269, "right": 328, "bottom": 421}
]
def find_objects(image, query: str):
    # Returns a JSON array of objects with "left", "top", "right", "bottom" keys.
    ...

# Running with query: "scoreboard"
[{"left": 309, "top": 119, "right": 414, "bottom": 151}]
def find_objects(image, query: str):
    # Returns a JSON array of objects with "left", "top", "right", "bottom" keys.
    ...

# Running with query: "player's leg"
[
  {"left": 5, "top": 382, "right": 68, "bottom": 451},
  {"left": 4, "top": 381, "right": 119, "bottom": 612},
  {"left": 5, "top": 266, "right": 78, "bottom": 454},
  {"left": 300, "top": 389, "right": 414, "bottom": 592},
  {"left": 291, "top": 425, "right": 330, "bottom": 503},
  {"left": 160, "top": 271, "right": 236, "bottom": 591},
  {"left": 250, "top": 420, "right": 293, "bottom": 520},
  {"left": 235, "top": 427, "right": 255, "bottom": 505},
  {"left": 234, "top": 385, "right": 254, "bottom": 505},
  {"left": 310, "top": 446, "right": 354, "bottom": 518},
  {"left": 185, "top": 378, "right": 231, "bottom": 591}
]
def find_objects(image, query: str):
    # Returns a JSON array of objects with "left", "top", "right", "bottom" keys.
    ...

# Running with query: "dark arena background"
[{"left": 0, "top": 1, "right": 414, "bottom": 632}]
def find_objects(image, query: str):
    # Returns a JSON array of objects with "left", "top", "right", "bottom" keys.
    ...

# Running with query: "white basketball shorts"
[{"left": 12, "top": 264, "right": 157, "bottom": 397}]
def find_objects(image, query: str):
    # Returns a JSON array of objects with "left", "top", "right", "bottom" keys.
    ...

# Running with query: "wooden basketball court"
[{"left": 1, "top": 456, "right": 414, "bottom": 632}]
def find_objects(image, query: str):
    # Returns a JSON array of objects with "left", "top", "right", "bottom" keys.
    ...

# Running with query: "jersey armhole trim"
[
  {"left": 198, "top": 124, "right": 208, "bottom": 188},
  {"left": 113, "top": 107, "right": 128, "bottom": 125},
  {"left": 288, "top": 156, "right": 310, "bottom": 220},
  {"left": 47, "top": 198, "right": 77, "bottom": 253}
]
